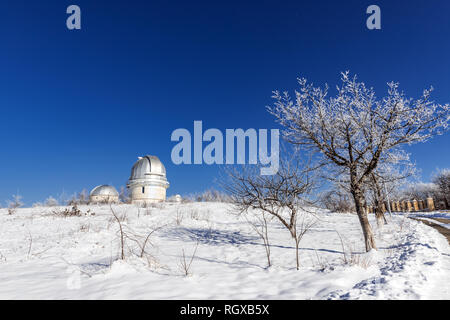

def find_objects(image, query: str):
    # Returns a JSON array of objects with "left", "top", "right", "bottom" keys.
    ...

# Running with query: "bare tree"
[
  {"left": 244, "top": 210, "right": 273, "bottom": 268},
  {"left": 269, "top": 72, "right": 449, "bottom": 251},
  {"left": 224, "top": 158, "right": 317, "bottom": 270},
  {"left": 294, "top": 214, "right": 317, "bottom": 268}
]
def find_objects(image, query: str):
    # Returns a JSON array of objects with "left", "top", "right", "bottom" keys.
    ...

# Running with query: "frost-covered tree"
[
  {"left": 402, "top": 182, "right": 440, "bottom": 200},
  {"left": 432, "top": 169, "right": 450, "bottom": 209},
  {"left": 319, "top": 182, "right": 354, "bottom": 213},
  {"left": 67, "top": 189, "right": 90, "bottom": 205},
  {"left": 119, "top": 186, "right": 130, "bottom": 204},
  {"left": 77, "top": 189, "right": 89, "bottom": 205},
  {"left": 269, "top": 72, "right": 449, "bottom": 251},
  {"left": 7, "top": 194, "right": 24, "bottom": 215},
  {"left": 364, "top": 156, "right": 417, "bottom": 226},
  {"left": 322, "top": 156, "right": 416, "bottom": 221},
  {"left": 44, "top": 196, "right": 59, "bottom": 207}
]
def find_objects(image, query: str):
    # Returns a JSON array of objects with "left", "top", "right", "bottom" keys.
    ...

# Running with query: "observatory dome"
[
  {"left": 130, "top": 155, "right": 167, "bottom": 179},
  {"left": 89, "top": 185, "right": 119, "bottom": 203},
  {"left": 127, "top": 155, "right": 169, "bottom": 205}
]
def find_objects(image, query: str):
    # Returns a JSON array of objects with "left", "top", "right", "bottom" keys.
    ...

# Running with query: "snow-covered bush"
[
  {"left": 184, "top": 189, "right": 230, "bottom": 203},
  {"left": 7, "top": 194, "right": 23, "bottom": 215}
]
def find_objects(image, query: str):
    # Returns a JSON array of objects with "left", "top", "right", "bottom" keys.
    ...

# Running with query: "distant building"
[
  {"left": 167, "top": 194, "right": 182, "bottom": 203},
  {"left": 89, "top": 185, "right": 119, "bottom": 204},
  {"left": 127, "top": 155, "right": 169, "bottom": 205}
]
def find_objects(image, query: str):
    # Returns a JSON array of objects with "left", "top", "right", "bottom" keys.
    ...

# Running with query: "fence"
[{"left": 364, "top": 197, "right": 448, "bottom": 214}]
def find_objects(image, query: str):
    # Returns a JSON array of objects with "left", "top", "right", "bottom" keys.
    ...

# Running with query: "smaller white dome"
[{"left": 90, "top": 185, "right": 119, "bottom": 197}]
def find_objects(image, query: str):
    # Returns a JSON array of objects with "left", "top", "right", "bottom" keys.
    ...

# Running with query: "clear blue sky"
[{"left": 0, "top": 0, "right": 449, "bottom": 205}]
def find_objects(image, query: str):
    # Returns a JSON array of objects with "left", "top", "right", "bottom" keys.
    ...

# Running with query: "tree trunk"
[
  {"left": 291, "top": 228, "right": 300, "bottom": 270},
  {"left": 264, "top": 239, "right": 271, "bottom": 268},
  {"left": 444, "top": 197, "right": 450, "bottom": 210},
  {"left": 352, "top": 187, "right": 377, "bottom": 252},
  {"left": 372, "top": 175, "right": 386, "bottom": 228},
  {"left": 374, "top": 199, "right": 387, "bottom": 227},
  {"left": 375, "top": 210, "right": 386, "bottom": 228}
]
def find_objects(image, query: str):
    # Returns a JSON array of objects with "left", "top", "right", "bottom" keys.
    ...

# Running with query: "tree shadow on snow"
[
  {"left": 194, "top": 255, "right": 265, "bottom": 270},
  {"left": 163, "top": 227, "right": 259, "bottom": 246},
  {"left": 163, "top": 227, "right": 344, "bottom": 255}
]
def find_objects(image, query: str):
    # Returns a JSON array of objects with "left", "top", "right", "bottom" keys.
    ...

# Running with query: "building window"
[{"left": 142, "top": 186, "right": 145, "bottom": 194}]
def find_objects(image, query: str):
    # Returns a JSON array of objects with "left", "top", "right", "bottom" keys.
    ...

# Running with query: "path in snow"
[
  {"left": 412, "top": 218, "right": 450, "bottom": 244},
  {"left": 412, "top": 218, "right": 450, "bottom": 300},
  {"left": 426, "top": 244, "right": 450, "bottom": 299}
]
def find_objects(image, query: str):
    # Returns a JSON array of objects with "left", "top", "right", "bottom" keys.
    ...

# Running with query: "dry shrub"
[
  {"left": 337, "top": 234, "right": 373, "bottom": 269},
  {"left": 175, "top": 209, "right": 184, "bottom": 225},
  {"left": 178, "top": 242, "right": 199, "bottom": 276},
  {"left": 190, "top": 209, "right": 200, "bottom": 220},
  {"left": 53, "top": 205, "right": 83, "bottom": 217}
]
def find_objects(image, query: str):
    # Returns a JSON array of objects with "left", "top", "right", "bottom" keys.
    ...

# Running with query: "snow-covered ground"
[
  {"left": 396, "top": 210, "right": 450, "bottom": 229},
  {"left": 416, "top": 217, "right": 450, "bottom": 230},
  {"left": 0, "top": 202, "right": 448, "bottom": 300}
]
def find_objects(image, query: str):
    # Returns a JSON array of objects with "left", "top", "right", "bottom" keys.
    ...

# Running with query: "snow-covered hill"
[{"left": 0, "top": 202, "right": 448, "bottom": 299}]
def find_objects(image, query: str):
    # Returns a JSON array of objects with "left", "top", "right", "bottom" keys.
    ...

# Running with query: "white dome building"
[
  {"left": 89, "top": 185, "right": 119, "bottom": 204},
  {"left": 127, "top": 155, "right": 169, "bottom": 205}
]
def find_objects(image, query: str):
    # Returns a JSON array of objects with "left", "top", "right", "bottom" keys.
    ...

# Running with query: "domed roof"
[
  {"left": 90, "top": 185, "right": 119, "bottom": 197},
  {"left": 129, "top": 155, "right": 166, "bottom": 180}
]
